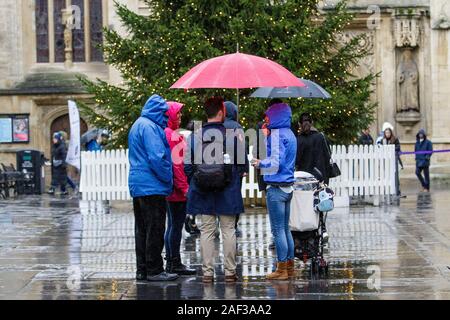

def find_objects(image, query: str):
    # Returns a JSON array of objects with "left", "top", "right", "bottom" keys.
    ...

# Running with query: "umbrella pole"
[{"left": 236, "top": 88, "right": 240, "bottom": 120}]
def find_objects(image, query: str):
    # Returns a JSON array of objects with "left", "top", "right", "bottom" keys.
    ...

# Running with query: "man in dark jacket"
[
  {"left": 296, "top": 113, "right": 331, "bottom": 184},
  {"left": 128, "top": 94, "right": 178, "bottom": 282},
  {"left": 358, "top": 128, "right": 374, "bottom": 145},
  {"left": 415, "top": 129, "right": 433, "bottom": 192},
  {"left": 48, "top": 132, "right": 68, "bottom": 195},
  {"left": 224, "top": 101, "right": 248, "bottom": 237},
  {"left": 185, "top": 97, "right": 244, "bottom": 283}
]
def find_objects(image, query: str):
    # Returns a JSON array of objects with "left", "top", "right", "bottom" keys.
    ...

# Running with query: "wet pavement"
[{"left": 1, "top": 188, "right": 450, "bottom": 300}]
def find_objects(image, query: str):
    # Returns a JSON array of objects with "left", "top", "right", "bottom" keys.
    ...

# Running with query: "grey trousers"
[{"left": 198, "top": 214, "right": 237, "bottom": 277}]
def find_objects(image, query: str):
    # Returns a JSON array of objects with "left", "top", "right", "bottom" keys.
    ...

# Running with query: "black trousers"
[
  {"left": 133, "top": 195, "right": 167, "bottom": 276},
  {"left": 416, "top": 166, "right": 430, "bottom": 190}
]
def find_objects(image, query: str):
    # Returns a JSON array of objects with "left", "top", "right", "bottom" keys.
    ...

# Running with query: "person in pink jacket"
[{"left": 164, "top": 101, "right": 196, "bottom": 275}]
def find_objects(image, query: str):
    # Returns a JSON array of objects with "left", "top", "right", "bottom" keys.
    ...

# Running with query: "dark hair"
[
  {"left": 269, "top": 98, "right": 283, "bottom": 107},
  {"left": 384, "top": 128, "right": 396, "bottom": 143},
  {"left": 204, "top": 97, "right": 225, "bottom": 119},
  {"left": 300, "top": 112, "right": 312, "bottom": 123}
]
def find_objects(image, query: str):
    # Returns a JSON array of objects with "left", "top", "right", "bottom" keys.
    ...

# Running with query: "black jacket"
[
  {"left": 380, "top": 137, "right": 403, "bottom": 168},
  {"left": 51, "top": 141, "right": 67, "bottom": 185},
  {"left": 358, "top": 133, "right": 374, "bottom": 145},
  {"left": 296, "top": 128, "right": 331, "bottom": 184}
]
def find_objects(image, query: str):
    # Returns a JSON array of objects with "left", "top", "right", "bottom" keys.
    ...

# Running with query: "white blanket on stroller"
[{"left": 289, "top": 190, "right": 319, "bottom": 232}]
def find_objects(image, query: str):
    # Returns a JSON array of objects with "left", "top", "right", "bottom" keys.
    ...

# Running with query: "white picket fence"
[{"left": 79, "top": 145, "right": 396, "bottom": 204}]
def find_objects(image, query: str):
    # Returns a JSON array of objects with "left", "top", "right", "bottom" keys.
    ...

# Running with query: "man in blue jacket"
[
  {"left": 128, "top": 94, "right": 178, "bottom": 282},
  {"left": 415, "top": 129, "right": 433, "bottom": 192}
]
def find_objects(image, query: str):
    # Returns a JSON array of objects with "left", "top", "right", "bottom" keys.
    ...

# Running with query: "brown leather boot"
[
  {"left": 286, "top": 259, "right": 296, "bottom": 278},
  {"left": 266, "top": 262, "right": 288, "bottom": 280}
]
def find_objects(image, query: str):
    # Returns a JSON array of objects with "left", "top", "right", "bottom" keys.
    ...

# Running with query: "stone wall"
[{"left": 0, "top": 0, "right": 23, "bottom": 88}]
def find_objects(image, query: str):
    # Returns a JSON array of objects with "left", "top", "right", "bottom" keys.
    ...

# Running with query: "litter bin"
[{"left": 16, "top": 150, "right": 45, "bottom": 194}]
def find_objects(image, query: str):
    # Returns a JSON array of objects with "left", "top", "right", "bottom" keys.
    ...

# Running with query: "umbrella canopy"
[
  {"left": 171, "top": 53, "right": 305, "bottom": 89},
  {"left": 81, "top": 128, "right": 99, "bottom": 146},
  {"left": 251, "top": 78, "right": 331, "bottom": 99}
]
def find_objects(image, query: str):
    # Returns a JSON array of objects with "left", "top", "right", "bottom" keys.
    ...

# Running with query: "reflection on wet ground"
[{"left": 1, "top": 188, "right": 450, "bottom": 300}]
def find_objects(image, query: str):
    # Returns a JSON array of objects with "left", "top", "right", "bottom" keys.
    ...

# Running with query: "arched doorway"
[
  {"left": 50, "top": 114, "right": 88, "bottom": 146},
  {"left": 50, "top": 114, "right": 88, "bottom": 184}
]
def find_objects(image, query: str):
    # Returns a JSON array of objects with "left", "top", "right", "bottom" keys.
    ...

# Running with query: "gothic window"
[
  {"left": 71, "top": 0, "right": 85, "bottom": 62},
  {"left": 54, "top": 0, "right": 66, "bottom": 63},
  {"left": 34, "top": 0, "right": 104, "bottom": 64},
  {"left": 90, "top": 0, "right": 104, "bottom": 62},
  {"left": 35, "top": 0, "right": 49, "bottom": 63}
]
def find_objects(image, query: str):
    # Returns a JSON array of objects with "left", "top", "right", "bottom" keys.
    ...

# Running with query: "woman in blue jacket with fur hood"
[{"left": 252, "top": 102, "right": 297, "bottom": 281}]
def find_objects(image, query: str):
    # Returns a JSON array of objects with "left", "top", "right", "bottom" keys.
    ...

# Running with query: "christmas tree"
[{"left": 79, "top": 0, "right": 377, "bottom": 148}]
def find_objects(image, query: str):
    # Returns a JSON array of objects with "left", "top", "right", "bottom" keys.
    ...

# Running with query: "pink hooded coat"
[{"left": 165, "top": 102, "right": 189, "bottom": 202}]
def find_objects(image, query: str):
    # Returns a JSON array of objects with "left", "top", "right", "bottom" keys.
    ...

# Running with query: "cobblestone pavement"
[{"left": 1, "top": 188, "right": 450, "bottom": 300}]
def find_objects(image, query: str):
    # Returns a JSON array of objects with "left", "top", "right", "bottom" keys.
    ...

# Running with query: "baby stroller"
[{"left": 289, "top": 169, "right": 334, "bottom": 278}]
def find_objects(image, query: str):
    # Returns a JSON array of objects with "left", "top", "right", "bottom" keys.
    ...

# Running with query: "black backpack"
[{"left": 193, "top": 136, "right": 232, "bottom": 192}]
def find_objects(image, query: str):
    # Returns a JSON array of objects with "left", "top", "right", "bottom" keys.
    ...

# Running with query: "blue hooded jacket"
[
  {"left": 415, "top": 129, "right": 433, "bottom": 168},
  {"left": 260, "top": 103, "right": 297, "bottom": 185},
  {"left": 224, "top": 101, "right": 241, "bottom": 130},
  {"left": 223, "top": 101, "right": 249, "bottom": 174},
  {"left": 128, "top": 95, "right": 173, "bottom": 197}
]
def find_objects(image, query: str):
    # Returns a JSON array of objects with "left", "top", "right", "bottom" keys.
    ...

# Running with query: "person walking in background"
[
  {"left": 415, "top": 129, "right": 433, "bottom": 192},
  {"left": 296, "top": 113, "right": 331, "bottom": 184},
  {"left": 184, "top": 97, "right": 244, "bottom": 283},
  {"left": 86, "top": 129, "right": 109, "bottom": 152},
  {"left": 59, "top": 131, "right": 78, "bottom": 193},
  {"left": 224, "top": 101, "right": 249, "bottom": 238},
  {"left": 47, "top": 132, "right": 68, "bottom": 196},
  {"left": 252, "top": 102, "right": 297, "bottom": 281},
  {"left": 128, "top": 94, "right": 178, "bottom": 282},
  {"left": 164, "top": 101, "right": 196, "bottom": 276},
  {"left": 379, "top": 127, "right": 404, "bottom": 196},
  {"left": 358, "top": 128, "right": 374, "bottom": 145}
]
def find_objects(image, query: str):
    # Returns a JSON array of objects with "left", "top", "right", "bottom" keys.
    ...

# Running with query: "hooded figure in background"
[
  {"left": 224, "top": 101, "right": 249, "bottom": 236},
  {"left": 163, "top": 101, "right": 196, "bottom": 276},
  {"left": 128, "top": 94, "right": 178, "bottom": 282},
  {"left": 296, "top": 113, "right": 331, "bottom": 184},
  {"left": 224, "top": 101, "right": 249, "bottom": 176},
  {"left": 48, "top": 132, "right": 68, "bottom": 195},
  {"left": 415, "top": 129, "right": 433, "bottom": 192}
]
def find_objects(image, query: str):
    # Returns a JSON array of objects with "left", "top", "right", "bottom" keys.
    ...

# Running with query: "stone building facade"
[
  {"left": 1, "top": 0, "right": 450, "bottom": 182},
  {"left": 322, "top": 0, "right": 450, "bottom": 176},
  {"left": 0, "top": 0, "right": 147, "bottom": 182}
]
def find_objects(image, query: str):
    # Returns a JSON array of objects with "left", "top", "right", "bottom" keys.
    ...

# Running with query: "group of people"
[
  {"left": 128, "top": 94, "right": 333, "bottom": 283},
  {"left": 358, "top": 123, "right": 433, "bottom": 194}
]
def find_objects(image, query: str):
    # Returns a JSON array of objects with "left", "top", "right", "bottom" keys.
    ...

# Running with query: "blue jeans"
[
  {"left": 164, "top": 201, "right": 187, "bottom": 259},
  {"left": 266, "top": 187, "right": 294, "bottom": 262}
]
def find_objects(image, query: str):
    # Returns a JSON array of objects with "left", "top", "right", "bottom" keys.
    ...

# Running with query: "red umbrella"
[{"left": 171, "top": 52, "right": 305, "bottom": 89}]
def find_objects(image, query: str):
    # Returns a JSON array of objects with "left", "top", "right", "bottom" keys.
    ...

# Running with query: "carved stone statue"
[
  {"left": 62, "top": 9, "right": 73, "bottom": 68},
  {"left": 433, "top": 3, "right": 450, "bottom": 30},
  {"left": 397, "top": 49, "right": 419, "bottom": 113}
]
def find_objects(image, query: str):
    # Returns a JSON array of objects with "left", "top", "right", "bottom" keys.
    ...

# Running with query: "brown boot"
[
  {"left": 266, "top": 262, "right": 288, "bottom": 280},
  {"left": 286, "top": 259, "right": 296, "bottom": 278}
]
